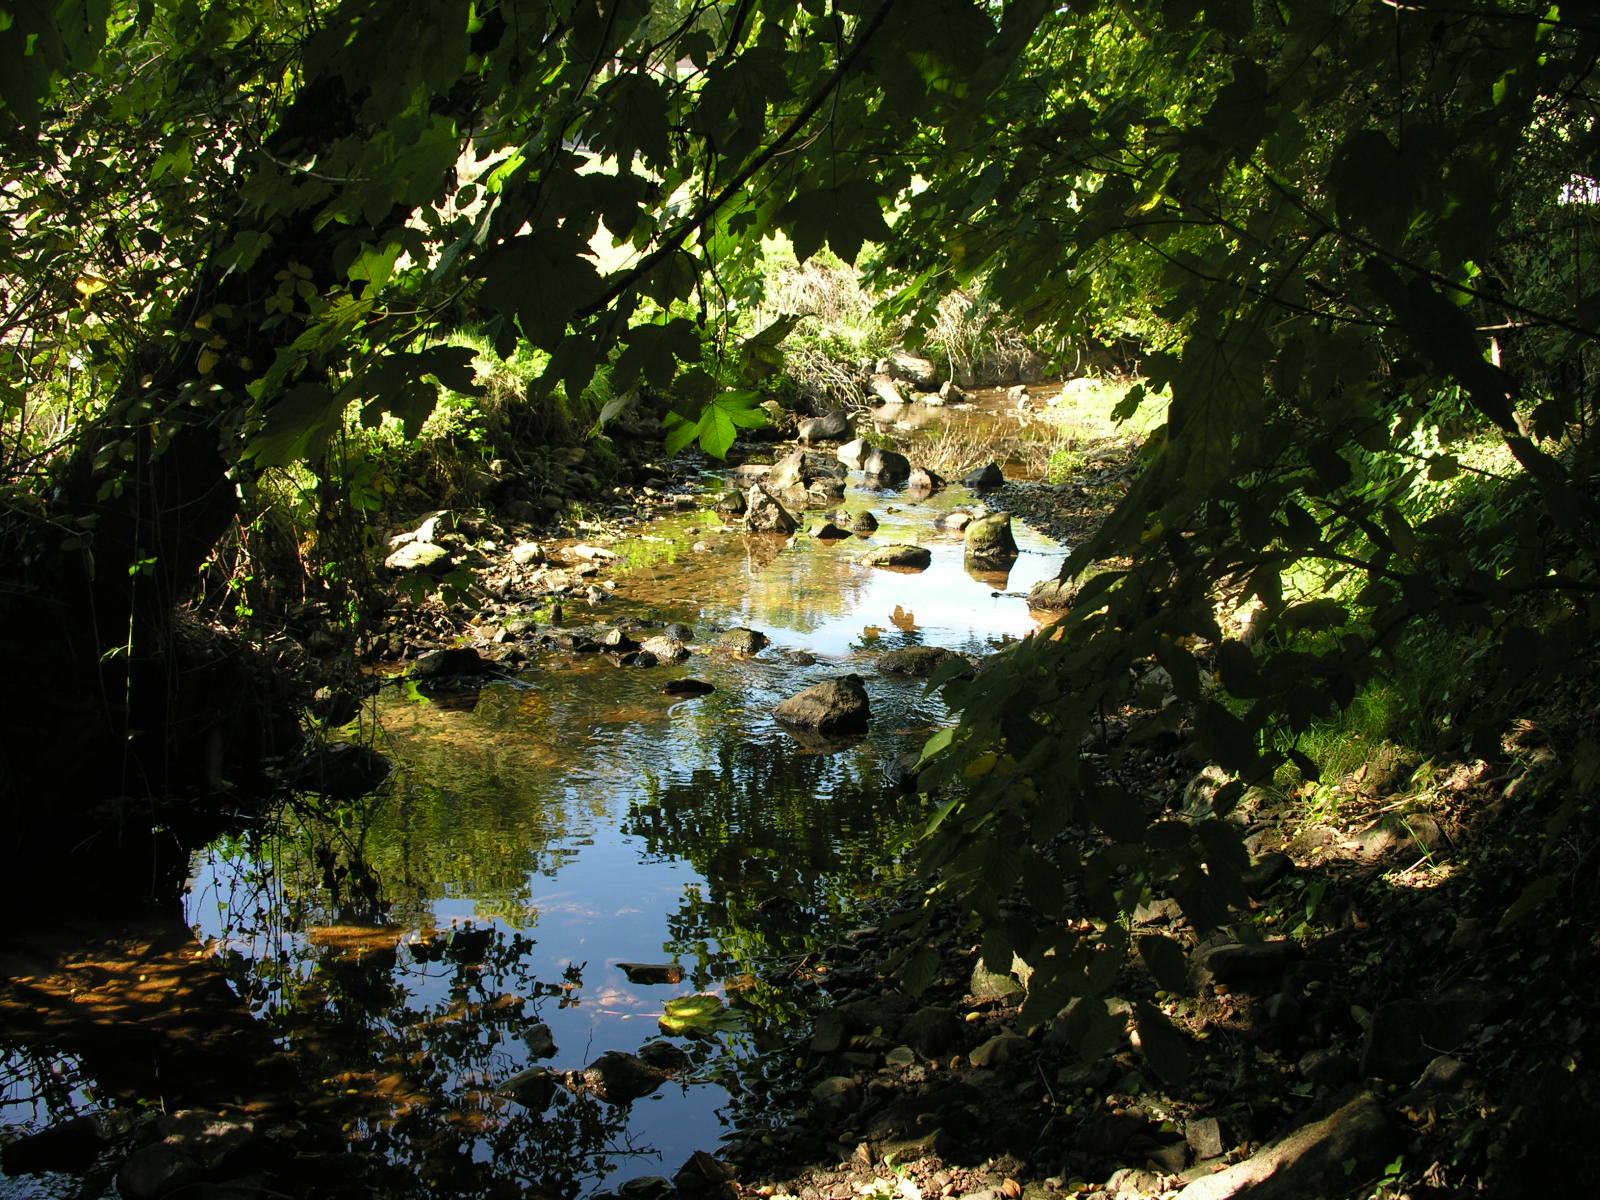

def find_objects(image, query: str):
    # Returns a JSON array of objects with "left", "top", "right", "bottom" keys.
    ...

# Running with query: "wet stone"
[
  {"left": 1079, "top": 1112, "right": 1149, "bottom": 1156},
  {"left": 970, "top": 958, "right": 1023, "bottom": 1001},
  {"left": 500, "top": 1066, "right": 558, "bottom": 1110},
  {"left": 862, "top": 447, "right": 912, "bottom": 484},
  {"left": 409, "top": 647, "right": 490, "bottom": 678},
  {"left": 158, "top": 1111, "right": 259, "bottom": 1170},
  {"left": 1297, "top": 1046, "right": 1357, "bottom": 1087},
  {"left": 963, "top": 462, "right": 1005, "bottom": 489},
  {"left": 639, "top": 635, "right": 689, "bottom": 662},
  {"left": 1241, "top": 851, "right": 1296, "bottom": 896},
  {"left": 718, "top": 627, "right": 770, "bottom": 655},
  {"left": 618, "top": 1175, "right": 674, "bottom": 1198},
  {"left": 117, "top": 1143, "right": 197, "bottom": 1200},
  {"left": 811, "top": 1011, "right": 849, "bottom": 1055},
  {"left": 1360, "top": 989, "right": 1497, "bottom": 1079},
  {"left": 883, "top": 1045, "right": 918, "bottom": 1069},
  {"left": 860, "top": 544, "right": 933, "bottom": 570},
  {"left": 1145, "top": 1139, "right": 1190, "bottom": 1174},
  {"left": 661, "top": 678, "right": 715, "bottom": 696},
  {"left": 772, "top": 675, "right": 871, "bottom": 734},
  {"left": 522, "top": 1022, "right": 557, "bottom": 1058},
  {"left": 963, "top": 513, "right": 1019, "bottom": 567},
  {"left": 0, "top": 1114, "right": 110, "bottom": 1175},
  {"left": 637, "top": 1041, "right": 692, "bottom": 1072},
  {"left": 877, "top": 646, "right": 964, "bottom": 677},
  {"left": 581, "top": 1051, "right": 668, "bottom": 1105}
]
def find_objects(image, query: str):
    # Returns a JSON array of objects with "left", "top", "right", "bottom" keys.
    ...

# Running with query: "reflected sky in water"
[{"left": 178, "top": 469, "right": 1065, "bottom": 1196}]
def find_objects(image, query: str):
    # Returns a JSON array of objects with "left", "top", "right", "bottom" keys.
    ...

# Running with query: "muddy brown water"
[{"left": 1, "top": 400, "right": 1082, "bottom": 1198}]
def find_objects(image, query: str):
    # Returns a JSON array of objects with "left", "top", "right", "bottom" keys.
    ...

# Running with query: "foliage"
[
  {"left": 893, "top": 0, "right": 1600, "bottom": 1084},
  {"left": 8, "top": 5, "right": 1600, "bottom": 1157},
  {"left": 2, "top": 0, "right": 1048, "bottom": 645}
]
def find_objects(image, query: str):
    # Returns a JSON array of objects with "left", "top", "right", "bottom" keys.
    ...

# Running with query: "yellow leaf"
[
  {"left": 74, "top": 274, "right": 108, "bottom": 297},
  {"left": 962, "top": 752, "right": 997, "bottom": 779},
  {"left": 198, "top": 349, "right": 219, "bottom": 375}
]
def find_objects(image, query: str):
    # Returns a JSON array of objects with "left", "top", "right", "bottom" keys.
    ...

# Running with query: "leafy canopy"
[{"left": 7, "top": 0, "right": 1600, "bottom": 1075}]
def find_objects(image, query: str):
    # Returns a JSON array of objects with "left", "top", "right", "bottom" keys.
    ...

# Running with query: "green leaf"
[
  {"left": 738, "top": 313, "right": 803, "bottom": 384},
  {"left": 1081, "top": 783, "right": 1147, "bottom": 843},
  {"left": 347, "top": 240, "right": 404, "bottom": 288},
  {"left": 1495, "top": 873, "right": 1562, "bottom": 934},
  {"left": 1138, "top": 935, "right": 1191, "bottom": 995},
  {"left": 1019, "top": 959, "right": 1080, "bottom": 1026},
  {"left": 613, "top": 318, "right": 699, "bottom": 391},
  {"left": 779, "top": 181, "right": 892, "bottom": 264},
  {"left": 665, "top": 389, "right": 769, "bottom": 458},
  {"left": 659, "top": 993, "right": 747, "bottom": 1037},
  {"left": 477, "top": 228, "right": 604, "bottom": 349},
  {"left": 1133, "top": 1001, "right": 1191, "bottom": 1088},
  {"left": 1062, "top": 996, "right": 1125, "bottom": 1060},
  {"left": 246, "top": 383, "right": 342, "bottom": 466},
  {"left": 590, "top": 73, "right": 672, "bottom": 168},
  {"left": 1194, "top": 700, "right": 1258, "bottom": 772},
  {"left": 898, "top": 944, "right": 940, "bottom": 994}
]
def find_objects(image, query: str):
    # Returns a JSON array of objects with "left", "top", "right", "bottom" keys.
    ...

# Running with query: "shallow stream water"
[{"left": 2, "top": 402, "right": 1076, "bottom": 1198}]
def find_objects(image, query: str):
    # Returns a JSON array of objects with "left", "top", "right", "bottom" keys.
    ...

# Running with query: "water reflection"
[{"left": 2, "top": 459, "right": 1065, "bottom": 1198}]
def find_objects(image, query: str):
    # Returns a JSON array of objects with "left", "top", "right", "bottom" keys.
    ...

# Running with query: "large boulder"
[
  {"left": 766, "top": 448, "right": 846, "bottom": 506},
  {"left": 868, "top": 373, "right": 905, "bottom": 406},
  {"left": 861, "top": 544, "right": 933, "bottom": 571},
  {"left": 384, "top": 540, "right": 452, "bottom": 573},
  {"left": 836, "top": 437, "right": 871, "bottom": 470},
  {"left": 877, "top": 646, "right": 968, "bottom": 678},
  {"left": 579, "top": 1051, "right": 667, "bottom": 1105},
  {"left": 963, "top": 513, "right": 1019, "bottom": 567},
  {"left": 639, "top": 635, "right": 690, "bottom": 662},
  {"left": 882, "top": 351, "right": 943, "bottom": 391},
  {"left": 1175, "top": 1093, "right": 1395, "bottom": 1200},
  {"left": 772, "top": 674, "right": 871, "bottom": 734},
  {"left": 796, "top": 411, "right": 854, "bottom": 444},
  {"left": 744, "top": 482, "right": 798, "bottom": 534},
  {"left": 718, "top": 627, "right": 770, "bottom": 655},
  {"left": 862, "top": 446, "right": 912, "bottom": 485},
  {"left": 1027, "top": 577, "right": 1081, "bottom": 610},
  {"left": 963, "top": 461, "right": 1005, "bottom": 489}
]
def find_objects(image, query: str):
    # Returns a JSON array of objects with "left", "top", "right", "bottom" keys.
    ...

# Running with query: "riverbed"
[{"left": 1, "top": 406, "right": 1080, "bottom": 1199}]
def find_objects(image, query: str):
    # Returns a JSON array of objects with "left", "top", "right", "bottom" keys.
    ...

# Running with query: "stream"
[{"left": 1, "top": 401, "right": 1074, "bottom": 1198}]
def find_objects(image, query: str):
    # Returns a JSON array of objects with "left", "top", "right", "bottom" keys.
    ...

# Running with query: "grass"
[{"left": 1042, "top": 375, "right": 1169, "bottom": 441}]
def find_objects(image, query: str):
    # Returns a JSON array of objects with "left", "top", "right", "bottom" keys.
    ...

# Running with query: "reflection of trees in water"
[
  {"left": 739, "top": 536, "right": 877, "bottom": 636},
  {"left": 206, "top": 904, "right": 640, "bottom": 1198},
  {"left": 303, "top": 685, "right": 621, "bottom": 925},
  {"left": 624, "top": 736, "right": 926, "bottom": 1026},
  {"left": 0, "top": 1044, "right": 93, "bottom": 1129}
]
